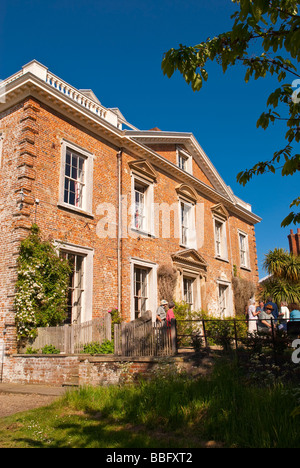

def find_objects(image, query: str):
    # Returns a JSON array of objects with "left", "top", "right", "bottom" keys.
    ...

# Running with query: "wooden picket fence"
[
  {"left": 30, "top": 314, "right": 112, "bottom": 354},
  {"left": 114, "top": 318, "right": 177, "bottom": 357}
]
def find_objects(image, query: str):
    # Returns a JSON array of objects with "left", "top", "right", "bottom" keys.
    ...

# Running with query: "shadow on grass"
[
  {"left": 7, "top": 358, "right": 300, "bottom": 448},
  {"left": 13, "top": 413, "right": 200, "bottom": 449}
]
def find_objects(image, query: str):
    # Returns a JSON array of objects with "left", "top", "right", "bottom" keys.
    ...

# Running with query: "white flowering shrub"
[{"left": 14, "top": 224, "right": 71, "bottom": 343}]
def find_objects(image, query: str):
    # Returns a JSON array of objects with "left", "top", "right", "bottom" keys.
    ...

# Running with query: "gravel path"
[
  {"left": 0, "top": 384, "right": 67, "bottom": 418},
  {"left": 0, "top": 393, "right": 59, "bottom": 418}
]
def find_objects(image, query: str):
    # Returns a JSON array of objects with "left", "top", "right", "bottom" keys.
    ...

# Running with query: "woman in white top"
[
  {"left": 279, "top": 301, "right": 290, "bottom": 321},
  {"left": 248, "top": 299, "right": 260, "bottom": 334}
]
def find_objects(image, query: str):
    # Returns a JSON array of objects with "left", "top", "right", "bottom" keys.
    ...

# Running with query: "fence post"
[
  {"left": 114, "top": 324, "right": 119, "bottom": 355},
  {"left": 170, "top": 319, "right": 177, "bottom": 355},
  {"left": 271, "top": 318, "right": 277, "bottom": 363},
  {"left": 121, "top": 322, "right": 126, "bottom": 356},
  {"left": 202, "top": 319, "right": 208, "bottom": 349},
  {"left": 106, "top": 313, "right": 112, "bottom": 341},
  {"left": 64, "top": 325, "right": 69, "bottom": 354},
  {"left": 233, "top": 320, "right": 238, "bottom": 350}
]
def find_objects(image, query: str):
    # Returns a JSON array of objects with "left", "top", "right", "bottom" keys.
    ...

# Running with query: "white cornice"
[
  {"left": 0, "top": 61, "right": 261, "bottom": 225},
  {"left": 126, "top": 130, "right": 235, "bottom": 202}
]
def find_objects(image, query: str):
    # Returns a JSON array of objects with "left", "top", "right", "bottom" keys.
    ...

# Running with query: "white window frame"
[
  {"left": 183, "top": 277, "right": 193, "bottom": 307},
  {"left": 131, "top": 173, "right": 154, "bottom": 236},
  {"left": 134, "top": 265, "right": 149, "bottom": 320},
  {"left": 179, "top": 200, "right": 197, "bottom": 249},
  {"left": 56, "top": 241, "right": 94, "bottom": 324},
  {"left": 238, "top": 230, "right": 250, "bottom": 270},
  {"left": 181, "top": 272, "right": 201, "bottom": 312},
  {"left": 59, "top": 140, "right": 94, "bottom": 216},
  {"left": 213, "top": 216, "right": 228, "bottom": 261},
  {"left": 130, "top": 258, "right": 157, "bottom": 321},
  {"left": 217, "top": 280, "right": 233, "bottom": 318},
  {"left": 182, "top": 271, "right": 201, "bottom": 311},
  {"left": 176, "top": 146, "right": 192, "bottom": 174}
]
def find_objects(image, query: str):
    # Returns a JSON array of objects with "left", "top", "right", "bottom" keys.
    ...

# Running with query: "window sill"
[
  {"left": 240, "top": 265, "right": 251, "bottom": 272},
  {"left": 180, "top": 243, "right": 196, "bottom": 250},
  {"left": 131, "top": 228, "right": 156, "bottom": 239},
  {"left": 215, "top": 256, "right": 229, "bottom": 263},
  {"left": 57, "top": 202, "right": 94, "bottom": 219}
]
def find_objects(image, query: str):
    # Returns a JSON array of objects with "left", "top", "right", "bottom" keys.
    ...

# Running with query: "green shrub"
[
  {"left": 41, "top": 344, "right": 60, "bottom": 354},
  {"left": 204, "top": 316, "right": 247, "bottom": 351},
  {"left": 82, "top": 340, "right": 114, "bottom": 355},
  {"left": 15, "top": 224, "right": 71, "bottom": 343},
  {"left": 25, "top": 346, "right": 39, "bottom": 354},
  {"left": 109, "top": 308, "right": 123, "bottom": 339}
]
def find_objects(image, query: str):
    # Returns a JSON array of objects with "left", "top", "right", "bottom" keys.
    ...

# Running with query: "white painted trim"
[
  {"left": 55, "top": 240, "right": 94, "bottom": 324},
  {"left": 216, "top": 278, "right": 234, "bottom": 318},
  {"left": 238, "top": 229, "right": 251, "bottom": 270},
  {"left": 59, "top": 139, "right": 94, "bottom": 216},
  {"left": 130, "top": 171, "right": 155, "bottom": 237},
  {"left": 130, "top": 257, "right": 158, "bottom": 322}
]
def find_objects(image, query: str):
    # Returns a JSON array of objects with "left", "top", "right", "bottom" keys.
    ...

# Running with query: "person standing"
[
  {"left": 156, "top": 299, "right": 168, "bottom": 323},
  {"left": 279, "top": 301, "right": 290, "bottom": 321},
  {"left": 248, "top": 299, "right": 260, "bottom": 334},
  {"left": 289, "top": 303, "right": 300, "bottom": 321},
  {"left": 287, "top": 303, "right": 300, "bottom": 337},
  {"left": 256, "top": 300, "right": 265, "bottom": 314},
  {"left": 166, "top": 301, "right": 176, "bottom": 327},
  {"left": 277, "top": 301, "right": 290, "bottom": 331}
]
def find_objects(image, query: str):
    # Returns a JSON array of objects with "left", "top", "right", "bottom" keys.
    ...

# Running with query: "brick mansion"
[{"left": 0, "top": 60, "right": 261, "bottom": 353}]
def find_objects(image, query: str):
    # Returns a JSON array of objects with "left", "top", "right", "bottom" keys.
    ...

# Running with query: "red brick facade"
[
  {"left": 288, "top": 228, "right": 300, "bottom": 256},
  {"left": 0, "top": 61, "right": 261, "bottom": 353}
]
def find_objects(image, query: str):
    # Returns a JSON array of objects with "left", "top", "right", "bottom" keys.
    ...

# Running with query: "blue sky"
[{"left": 1, "top": 0, "right": 299, "bottom": 279}]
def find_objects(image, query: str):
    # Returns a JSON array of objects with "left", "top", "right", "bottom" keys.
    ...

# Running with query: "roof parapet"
[{"left": 2, "top": 60, "right": 137, "bottom": 131}]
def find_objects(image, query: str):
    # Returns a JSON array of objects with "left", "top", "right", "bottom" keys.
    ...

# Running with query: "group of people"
[
  {"left": 247, "top": 296, "right": 300, "bottom": 335},
  {"left": 156, "top": 299, "right": 176, "bottom": 326}
]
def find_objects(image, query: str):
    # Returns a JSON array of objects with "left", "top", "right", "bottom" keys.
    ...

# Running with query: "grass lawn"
[{"left": 0, "top": 359, "right": 300, "bottom": 448}]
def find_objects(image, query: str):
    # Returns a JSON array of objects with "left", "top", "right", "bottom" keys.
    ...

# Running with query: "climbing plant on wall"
[{"left": 14, "top": 224, "right": 71, "bottom": 343}]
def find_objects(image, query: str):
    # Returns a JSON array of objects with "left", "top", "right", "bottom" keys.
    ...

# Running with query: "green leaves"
[
  {"left": 261, "top": 247, "right": 300, "bottom": 303},
  {"left": 15, "top": 225, "right": 71, "bottom": 342},
  {"left": 161, "top": 44, "right": 212, "bottom": 91},
  {"left": 162, "top": 0, "right": 300, "bottom": 226}
]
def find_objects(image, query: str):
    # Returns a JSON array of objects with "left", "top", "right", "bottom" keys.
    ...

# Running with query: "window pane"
[
  {"left": 134, "top": 266, "right": 148, "bottom": 319},
  {"left": 64, "top": 149, "right": 85, "bottom": 208},
  {"left": 69, "top": 180, "right": 76, "bottom": 206},
  {"left": 134, "top": 183, "right": 146, "bottom": 230},
  {"left": 61, "top": 252, "right": 85, "bottom": 324},
  {"left": 64, "top": 179, "right": 69, "bottom": 204},
  {"left": 215, "top": 221, "right": 222, "bottom": 256},
  {"left": 181, "top": 202, "right": 190, "bottom": 245},
  {"left": 218, "top": 285, "right": 228, "bottom": 316},
  {"left": 78, "top": 157, "right": 84, "bottom": 182},
  {"left": 66, "top": 151, "right": 71, "bottom": 167},
  {"left": 65, "top": 161, "right": 71, "bottom": 177}
]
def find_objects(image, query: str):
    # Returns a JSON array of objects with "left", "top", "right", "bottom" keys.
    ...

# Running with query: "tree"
[
  {"left": 260, "top": 247, "right": 300, "bottom": 303},
  {"left": 162, "top": 0, "right": 300, "bottom": 226},
  {"left": 15, "top": 224, "right": 71, "bottom": 343}
]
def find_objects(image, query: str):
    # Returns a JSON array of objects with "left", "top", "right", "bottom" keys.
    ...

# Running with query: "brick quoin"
[{"left": 0, "top": 61, "right": 261, "bottom": 355}]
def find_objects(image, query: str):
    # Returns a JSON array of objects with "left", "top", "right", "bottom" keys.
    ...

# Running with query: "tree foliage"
[
  {"left": 15, "top": 224, "right": 71, "bottom": 343},
  {"left": 162, "top": 0, "right": 300, "bottom": 226},
  {"left": 260, "top": 247, "right": 300, "bottom": 303}
]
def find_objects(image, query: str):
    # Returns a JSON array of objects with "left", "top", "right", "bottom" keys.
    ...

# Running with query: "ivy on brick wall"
[{"left": 14, "top": 224, "right": 71, "bottom": 343}]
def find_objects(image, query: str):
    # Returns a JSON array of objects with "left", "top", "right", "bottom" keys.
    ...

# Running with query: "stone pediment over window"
[
  {"left": 211, "top": 203, "right": 229, "bottom": 220},
  {"left": 172, "top": 249, "right": 208, "bottom": 274},
  {"left": 175, "top": 184, "right": 198, "bottom": 203},
  {"left": 128, "top": 159, "right": 157, "bottom": 181}
]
